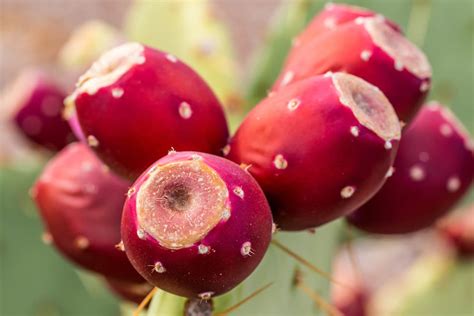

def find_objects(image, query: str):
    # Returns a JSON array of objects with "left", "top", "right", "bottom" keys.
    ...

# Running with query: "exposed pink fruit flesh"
[
  {"left": 348, "top": 103, "right": 474, "bottom": 234},
  {"left": 228, "top": 73, "right": 400, "bottom": 230},
  {"left": 122, "top": 152, "right": 273, "bottom": 298},
  {"left": 67, "top": 42, "right": 229, "bottom": 179},
  {"left": 292, "top": 3, "right": 401, "bottom": 48},
  {"left": 33, "top": 143, "right": 143, "bottom": 282},
  {"left": 437, "top": 203, "right": 474, "bottom": 257},
  {"left": 105, "top": 277, "right": 153, "bottom": 304},
  {"left": 2, "top": 69, "right": 75, "bottom": 151},
  {"left": 275, "top": 17, "right": 431, "bottom": 123}
]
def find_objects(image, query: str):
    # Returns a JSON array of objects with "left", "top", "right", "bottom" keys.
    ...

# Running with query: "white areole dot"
[
  {"left": 273, "top": 154, "right": 288, "bottom": 170},
  {"left": 447, "top": 176, "right": 461, "bottom": 192},
  {"left": 179, "top": 102, "right": 193, "bottom": 119},
  {"left": 409, "top": 165, "right": 425, "bottom": 181},
  {"left": 341, "top": 186, "right": 356, "bottom": 198}
]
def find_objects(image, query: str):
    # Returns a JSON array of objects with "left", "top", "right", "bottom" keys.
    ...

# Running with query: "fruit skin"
[
  {"left": 348, "top": 103, "right": 474, "bottom": 234},
  {"left": 68, "top": 42, "right": 229, "bottom": 179},
  {"left": 294, "top": 3, "right": 401, "bottom": 47},
  {"left": 437, "top": 203, "right": 474, "bottom": 257},
  {"left": 228, "top": 73, "right": 400, "bottom": 231},
  {"left": 32, "top": 143, "right": 143, "bottom": 282},
  {"left": 273, "top": 17, "right": 431, "bottom": 123},
  {"left": 3, "top": 69, "right": 74, "bottom": 151},
  {"left": 105, "top": 277, "right": 153, "bottom": 304},
  {"left": 121, "top": 151, "right": 273, "bottom": 298}
]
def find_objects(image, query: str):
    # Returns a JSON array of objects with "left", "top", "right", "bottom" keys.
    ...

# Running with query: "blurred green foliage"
[
  {"left": 0, "top": 168, "right": 119, "bottom": 315},
  {"left": 125, "top": 0, "right": 242, "bottom": 111},
  {"left": 397, "top": 260, "right": 474, "bottom": 315},
  {"left": 1, "top": 0, "right": 473, "bottom": 315}
]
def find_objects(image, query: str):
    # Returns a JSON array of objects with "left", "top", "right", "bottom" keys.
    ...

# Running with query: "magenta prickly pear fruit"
[
  {"left": 105, "top": 277, "right": 153, "bottom": 304},
  {"left": 32, "top": 143, "right": 143, "bottom": 282},
  {"left": 348, "top": 103, "right": 474, "bottom": 234},
  {"left": 293, "top": 3, "right": 401, "bottom": 48},
  {"left": 65, "top": 42, "right": 229, "bottom": 179},
  {"left": 437, "top": 203, "right": 474, "bottom": 257},
  {"left": 121, "top": 151, "right": 273, "bottom": 298},
  {"left": 228, "top": 73, "right": 401, "bottom": 231},
  {"left": 274, "top": 16, "right": 431, "bottom": 123},
  {"left": 2, "top": 69, "right": 74, "bottom": 151}
]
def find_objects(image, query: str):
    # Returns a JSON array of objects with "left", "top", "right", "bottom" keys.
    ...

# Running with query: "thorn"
[
  {"left": 133, "top": 287, "right": 157, "bottom": 316},
  {"left": 271, "top": 239, "right": 352, "bottom": 290},
  {"left": 294, "top": 270, "right": 343, "bottom": 316},
  {"left": 215, "top": 282, "right": 273, "bottom": 316}
]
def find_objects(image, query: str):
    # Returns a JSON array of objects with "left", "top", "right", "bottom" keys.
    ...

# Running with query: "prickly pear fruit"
[
  {"left": 105, "top": 277, "right": 153, "bottom": 304},
  {"left": 32, "top": 143, "right": 143, "bottom": 282},
  {"left": 121, "top": 151, "right": 273, "bottom": 298},
  {"left": 228, "top": 73, "right": 401, "bottom": 231},
  {"left": 66, "top": 42, "right": 229, "bottom": 179},
  {"left": 293, "top": 3, "right": 401, "bottom": 48},
  {"left": 1, "top": 69, "right": 74, "bottom": 151},
  {"left": 348, "top": 103, "right": 474, "bottom": 234},
  {"left": 437, "top": 203, "right": 474, "bottom": 257},
  {"left": 274, "top": 16, "right": 431, "bottom": 123}
]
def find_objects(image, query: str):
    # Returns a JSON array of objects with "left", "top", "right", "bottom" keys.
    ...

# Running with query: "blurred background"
[{"left": 1, "top": 0, "right": 473, "bottom": 315}]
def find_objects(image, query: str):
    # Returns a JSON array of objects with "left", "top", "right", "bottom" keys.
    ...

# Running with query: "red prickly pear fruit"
[
  {"left": 1, "top": 69, "right": 75, "bottom": 151},
  {"left": 293, "top": 3, "right": 401, "bottom": 48},
  {"left": 65, "top": 42, "right": 229, "bottom": 179},
  {"left": 228, "top": 73, "right": 401, "bottom": 231},
  {"left": 121, "top": 151, "right": 273, "bottom": 298},
  {"left": 348, "top": 103, "right": 474, "bottom": 234},
  {"left": 274, "top": 17, "right": 431, "bottom": 123},
  {"left": 104, "top": 277, "right": 153, "bottom": 304},
  {"left": 437, "top": 203, "right": 474, "bottom": 257},
  {"left": 32, "top": 143, "right": 143, "bottom": 282}
]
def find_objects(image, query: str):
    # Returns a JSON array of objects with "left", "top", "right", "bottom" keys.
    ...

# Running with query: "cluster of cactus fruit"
[{"left": 5, "top": 3, "right": 472, "bottom": 314}]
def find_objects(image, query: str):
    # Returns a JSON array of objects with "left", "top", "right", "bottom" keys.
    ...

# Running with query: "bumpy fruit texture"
[
  {"left": 437, "top": 203, "right": 474, "bottom": 257},
  {"left": 66, "top": 42, "right": 229, "bottom": 179},
  {"left": 121, "top": 151, "right": 273, "bottom": 298},
  {"left": 2, "top": 69, "right": 74, "bottom": 151},
  {"left": 273, "top": 16, "right": 431, "bottom": 123},
  {"left": 32, "top": 143, "right": 143, "bottom": 282},
  {"left": 293, "top": 3, "right": 401, "bottom": 48},
  {"left": 348, "top": 103, "right": 474, "bottom": 234},
  {"left": 228, "top": 73, "right": 401, "bottom": 231},
  {"left": 105, "top": 277, "right": 153, "bottom": 304}
]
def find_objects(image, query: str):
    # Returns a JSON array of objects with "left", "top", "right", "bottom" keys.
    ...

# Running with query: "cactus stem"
[
  {"left": 215, "top": 282, "right": 273, "bottom": 316},
  {"left": 133, "top": 287, "right": 157, "bottom": 316},
  {"left": 271, "top": 239, "right": 350, "bottom": 289},
  {"left": 406, "top": 0, "right": 432, "bottom": 47},
  {"left": 294, "top": 270, "right": 343, "bottom": 316}
]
